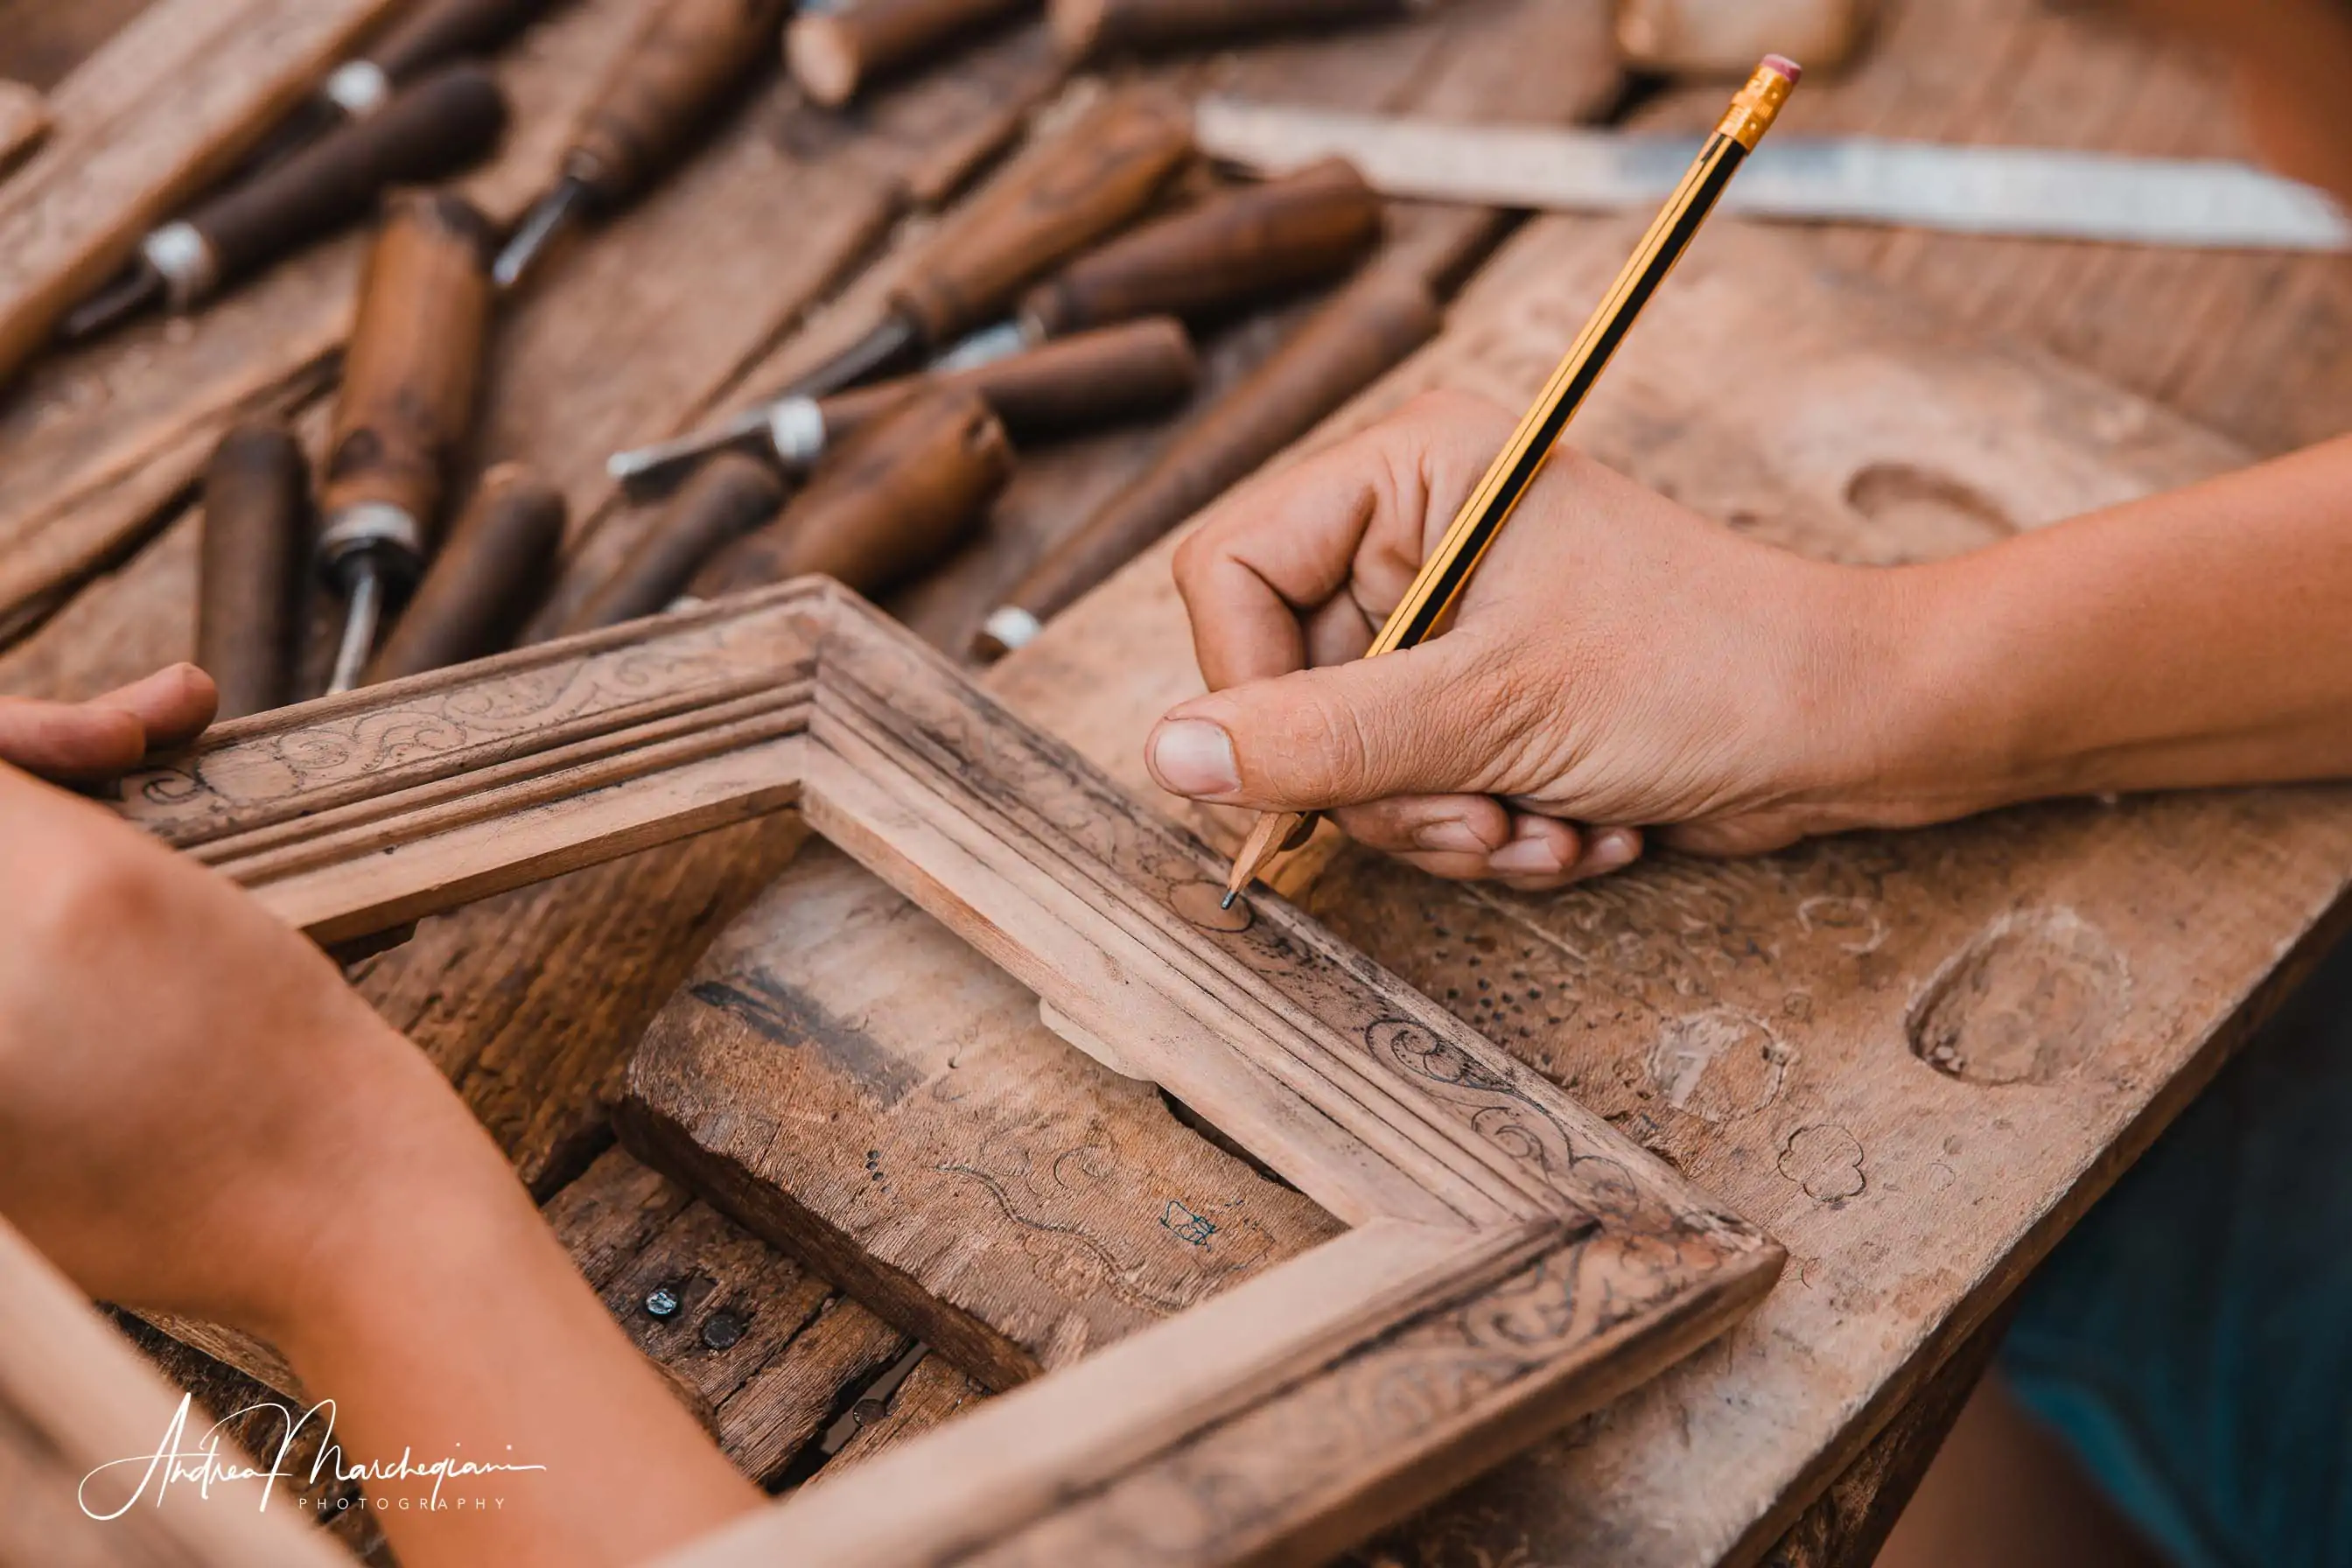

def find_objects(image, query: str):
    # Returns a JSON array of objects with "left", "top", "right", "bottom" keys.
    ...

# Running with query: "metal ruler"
[{"left": 1196, "top": 98, "right": 2352, "bottom": 253}]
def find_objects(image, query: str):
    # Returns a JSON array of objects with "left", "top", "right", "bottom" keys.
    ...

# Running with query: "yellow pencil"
[{"left": 1223, "top": 54, "right": 1803, "bottom": 907}]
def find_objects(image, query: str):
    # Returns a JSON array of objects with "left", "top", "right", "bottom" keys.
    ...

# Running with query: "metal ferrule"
[
  {"left": 766, "top": 397, "right": 830, "bottom": 468},
  {"left": 1717, "top": 61, "right": 1797, "bottom": 151},
  {"left": 931, "top": 318, "right": 1036, "bottom": 374},
  {"left": 981, "top": 606, "right": 1042, "bottom": 653},
  {"left": 141, "top": 222, "right": 221, "bottom": 310},
  {"left": 323, "top": 59, "right": 394, "bottom": 117},
  {"left": 318, "top": 501, "right": 425, "bottom": 574}
]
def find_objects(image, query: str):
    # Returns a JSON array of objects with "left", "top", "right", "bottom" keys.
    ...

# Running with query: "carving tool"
[
  {"left": 319, "top": 192, "right": 497, "bottom": 694},
  {"left": 609, "top": 315, "right": 1198, "bottom": 496},
  {"left": 931, "top": 156, "right": 1381, "bottom": 368},
  {"left": 196, "top": 418, "right": 310, "bottom": 721},
  {"left": 787, "top": 0, "right": 1034, "bottom": 108},
  {"left": 1053, "top": 0, "right": 1410, "bottom": 60},
  {"left": 564, "top": 452, "right": 788, "bottom": 632},
  {"left": 699, "top": 86, "right": 1194, "bottom": 417},
  {"left": 1221, "top": 56, "right": 1802, "bottom": 907},
  {"left": 365, "top": 464, "right": 566, "bottom": 682},
  {"left": 238, "top": 0, "right": 555, "bottom": 175},
  {"left": 972, "top": 262, "right": 1439, "bottom": 662},
  {"left": 690, "top": 388, "right": 1013, "bottom": 599},
  {"left": 1195, "top": 95, "right": 2352, "bottom": 254},
  {"left": 492, "top": 0, "right": 795, "bottom": 290},
  {"left": 57, "top": 66, "right": 508, "bottom": 343}
]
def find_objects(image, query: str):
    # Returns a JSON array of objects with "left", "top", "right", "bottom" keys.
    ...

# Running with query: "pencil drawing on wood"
[{"left": 78, "top": 576, "right": 1786, "bottom": 1565}]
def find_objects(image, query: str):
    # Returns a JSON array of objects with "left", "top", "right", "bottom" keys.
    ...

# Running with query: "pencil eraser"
[{"left": 1762, "top": 54, "right": 1803, "bottom": 85}]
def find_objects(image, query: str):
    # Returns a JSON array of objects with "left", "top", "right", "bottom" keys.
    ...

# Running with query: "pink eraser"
[{"left": 1762, "top": 53, "right": 1803, "bottom": 84}]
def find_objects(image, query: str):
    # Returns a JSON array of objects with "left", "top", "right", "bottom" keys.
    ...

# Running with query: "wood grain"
[
  {"left": 620, "top": 840, "right": 1344, "bottom": 1387},
  {"left": 0, "top": 0, "right": 407, "bottom": 388},
  {"left": 983, "top": 214, "right": 2352, "bottom": 1565},
  {"left": 0, "top": 80, "right": 46, "bottom": 177},
  {"left": 88, "top": 578, "right": 1776, "bottom": 1565}
]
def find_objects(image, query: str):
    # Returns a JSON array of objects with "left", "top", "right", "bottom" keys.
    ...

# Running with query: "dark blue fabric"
[{"left": 2003, "top": 934, "right": 2352, "bottom": 1568}]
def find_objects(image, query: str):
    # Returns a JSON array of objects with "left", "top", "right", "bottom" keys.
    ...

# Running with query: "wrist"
[{"left": 1783, "top": 556, "right": 2038, "bottom": 832}]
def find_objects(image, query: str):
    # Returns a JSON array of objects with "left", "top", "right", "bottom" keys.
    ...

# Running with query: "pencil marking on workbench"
[
  {"left": 934, "top": 1159, "right": 1200, "bottom": 1316},
  {"left": 1906, "top": 907, "right": 2129, "bottom": 1085},
  {"left": 1776, "top": 1124, "right": 1866, "bottom": 1204}
]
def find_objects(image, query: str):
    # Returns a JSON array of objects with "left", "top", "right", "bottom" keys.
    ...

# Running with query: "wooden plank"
[
  {"left": 983, "top": 212, "right": 2352, "bottom": 1564},
  {"left": 620, "top": 839, "right": 1345, "bottom": 1386},
  {"left": 811, "top": 1355, "right": 990, "bottom": 1481},
  {"left": 543, "top": 1147, "right": 918, "bottom": 1485},
  {"left": 0, "top": 0, "right": 406, "bottom": 388},
  {"left": 0, "top": 0, "right": 153, "bottom": 91},
  {"left": 0, "top": 80, "right": 46, "bottom": 177}
]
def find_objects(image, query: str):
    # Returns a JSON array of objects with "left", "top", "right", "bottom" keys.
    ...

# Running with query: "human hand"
[
  {"left": 0, "top": 663, "right": 217, "bottom": 780},
  {"left": 1147, "top": 391, "right": 1945, "bottom": 890},
  {"left": 0, "top": 764, "right": 503, "bottom": 1341},
  {"left": 0, "top": 766, "right": 760, "bottom": 1563}
]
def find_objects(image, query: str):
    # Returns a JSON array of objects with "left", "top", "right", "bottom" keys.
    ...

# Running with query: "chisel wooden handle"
[
  {"left": 694, "top": 389, "right": 1012, "bottom": 598},
  {"left": 196, "top": 419, "right": 308, "bottom": 720},
  {"left": 570, "top": 0, "right": 795, "bottom": 202},
  {"left": 1052, "top": 0, "right": 1410, "bottom": 58},
  {"left": 369, "top": 0, "right": 557, "bottom": 81},
  {"left": 366, "top": 465, "right": 566, "bottom": 682},
  {"left": 977, "top": 264, "right": 1437, "bottom": 654},
  {"left": 320, "top": 193, "right": 497, "bottom": 575},
  {"left": 822, "top": 316, "right": 1199, "bottom": 445},
  {"left": 787, "top": 0, "right": 1034, "bottom": 108},
  {"left": 891, "top": 86, "right": 1194, "bottom": 346},
  {"left": 187, "top": 66, "right": 508, "bottom": 293},
  {"left": 1018, "top": 159, "right": 1380, "bottom": 337},
  {"left": 567, "top": 453, "right": 788, "bottom": 631}
]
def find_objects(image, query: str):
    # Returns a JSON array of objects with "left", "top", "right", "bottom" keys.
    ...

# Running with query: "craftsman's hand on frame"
[
  {"left": 0, "top": 663, "right": 217, "bottom": 779},
  {"left": 1149, "top": 390, "right": 1930, "bottom": 890},
  {"left": 0, "top": 766, "right": 759, "bottom": 1564}
]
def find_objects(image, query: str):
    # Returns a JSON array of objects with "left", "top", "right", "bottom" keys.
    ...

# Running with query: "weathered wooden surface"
[
  {"left": 97, "top": 579, "right": 1779, "bottom": 1566},
  {"left": 0, "top": 0, "right": 407, "bottom": 390},
  {"left": 623, "top": 841, "right": 1343, "bottom": 1388},
  {"left": 0, "top": 81, "right": 46, "bottom": 176},
  {"left": 10, "top": 0, "right": 2348, "bottom": 1560},
  {"left": 982, "top": 213, "right": 2352, "bottom": 1568}
]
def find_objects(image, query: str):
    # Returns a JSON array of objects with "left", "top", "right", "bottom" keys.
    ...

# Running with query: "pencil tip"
[{"left": 1220, "top": 890, "right": 1239, "bottom": 911}]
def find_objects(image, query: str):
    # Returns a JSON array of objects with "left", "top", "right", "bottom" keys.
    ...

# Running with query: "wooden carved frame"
[{"left": 59, "top": 580, "right": 1782, "bottom": 1566}]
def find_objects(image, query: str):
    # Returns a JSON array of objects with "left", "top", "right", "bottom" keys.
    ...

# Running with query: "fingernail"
[
  {"left": 1488, "top": 836, "right": 1567, "bottom": 876},
  {"left": 1412, "top": 817, "right": 1487, "bottom": 854},
  {"left": 1149, "top": 719, "right": 1241, "bottom": 797},
  {"left": 1583, "top": 829, "right": 1639, "bottom": 873}
]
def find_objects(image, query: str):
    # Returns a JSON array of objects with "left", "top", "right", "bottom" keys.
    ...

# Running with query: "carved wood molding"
[{"left": 55, "top": 579, "right": 1782, "bottom": 1565}]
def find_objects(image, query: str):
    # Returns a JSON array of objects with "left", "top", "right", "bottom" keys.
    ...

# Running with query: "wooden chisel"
[
  {"left": 493, "top": 0, "right": 796, "bottom": 290},
  {"left": 318, "top": 193, "right": 497, "bottom": 693},
  {"left": 196, "top": 418, "right": 310, "bottom": 720},
  {"left": 610, "top": 315, "right": 1198, "bottom": 495},
  {"left": 59, "top": 65, "right": 508, "bottom": 342},
  {"left": 239, "top": 0, "right": 557, "bottom": 175},
  {"left": 612, "top": 148, "right": 1371, "bottom": 492}
]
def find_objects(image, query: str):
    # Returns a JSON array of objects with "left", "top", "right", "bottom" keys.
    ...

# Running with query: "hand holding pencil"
[{"left": 1162, "top": 58, "right": 1803, "bottom": 904}]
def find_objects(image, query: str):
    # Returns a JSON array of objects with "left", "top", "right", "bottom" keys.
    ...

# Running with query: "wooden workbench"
[{"left": 3, "top": 0, "right": 2347, "bottom": 1564}]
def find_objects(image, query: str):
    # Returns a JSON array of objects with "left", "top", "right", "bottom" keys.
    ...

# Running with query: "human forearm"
[
  {"left": 270, "top": 1079, "right": 760, "bottom": 1567},
  {"left": 1886, "top": 436, "right": 2352, "bottom": 814}
]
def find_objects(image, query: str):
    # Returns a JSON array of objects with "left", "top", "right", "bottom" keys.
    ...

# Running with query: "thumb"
[{"left": 1146, "top": 637, "right": 1530, "bottom": 811}]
